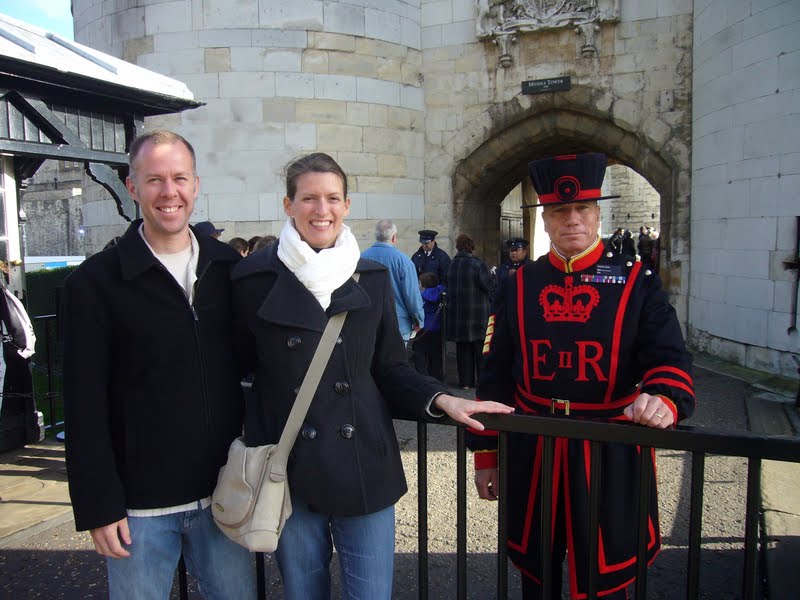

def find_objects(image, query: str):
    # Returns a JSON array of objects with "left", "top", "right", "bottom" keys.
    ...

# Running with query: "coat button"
[
  {"left": 336, "top": 335, "right": 343, "bottom": 345},
  {"left": 293, "top": 386, "right": 300, "bottom": 397},
  {"left": 334, "top": 381, "right": 350, "bottom": 394},
  {"left": 301, "top": 425, "right": 317, "bottom": 440},
  {"left": 340, "top": 424, "right": 355, "bottom": 439},
  {"left": 287, "top": 336, "right": 302, "bottom": 349}
]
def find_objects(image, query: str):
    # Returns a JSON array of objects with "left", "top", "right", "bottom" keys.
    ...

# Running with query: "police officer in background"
[
  {"left": 496, "top": 237, "right": 531, "bottom": 285},
  {"left": 411, "top": 229, "right": 451, "bottom": 286}
]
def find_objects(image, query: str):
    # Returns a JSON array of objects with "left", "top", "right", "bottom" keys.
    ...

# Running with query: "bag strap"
[{"left": 268, "top": 273, "right": 359, "bottom": 482}]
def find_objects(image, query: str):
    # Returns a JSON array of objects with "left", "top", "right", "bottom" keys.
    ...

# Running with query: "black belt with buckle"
[{"left": 550, "top": 398, "right": 570, "bottom": 416}]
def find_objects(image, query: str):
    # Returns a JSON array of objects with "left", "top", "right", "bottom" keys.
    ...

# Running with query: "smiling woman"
[{"left": 0, "top": 0, "right": 75, "bottom": 40}]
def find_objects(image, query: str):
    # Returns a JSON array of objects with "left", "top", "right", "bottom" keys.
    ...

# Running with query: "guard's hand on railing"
[
  {"left": 475, "top": 468, "right": 499, "bottom": 501},
  {"left": 623, "top": 392, "right": 675, "bottom": 429},
  {"left": 433, "top": 394, "right": 514, "bottom": 430}
]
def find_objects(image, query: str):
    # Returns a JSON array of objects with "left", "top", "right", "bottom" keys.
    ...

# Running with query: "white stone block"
[
  {"left": 733, "top": 23, "right": 800, "bottom": 71},
  {"left": 259, "top": 0, "right": 324, "bottom": 30},
  {"left": 747, "top": 176, "right": 782, "bottom": 218},
  {"left": 780, "top": 152, "right": 800, "bottom": 175},
  {"left": 657, "top": 0, "right": 692, "bottom": 17},
  {"left": 744, "top": 114, "right": 800, "bottom": 161},
  {"left": 356, "top": 77, "right": 400, "bottom": 105},
  {"left": 693, "top": 106, "right": 732, "bottom": 139},
  {"left": 690, "top": 164, "right": 728, "bottom": 187},
  {"left": 732, "top": 92, "right": 793, "bottom": 128},
  {"left": 766, "top": 310, "right": 800, "bottom": 352},
  {"left": 421, "top": 25, "right": 442, "bottom": 49},
  {"left": 621, "top": 0, "right": 658, "bottom": 21},
  {"left": 727, "top": 276, "right": 774, "bottom": 310},
  {"left": 421, "top": 1, "right": 451, "bottom": 26},
  {"left": 259, "top": 193, "right": 281, "bottom": 221},
  {"left": 264, "top": 50, "right": 302, "bottom": 72},
  {"left": 168, "top": 49, "right": 206, "bottom": 76},
  {"left": 744, "top": 1, "right": 800, "bottom": 40},
  {"left": 400, "top": 85, "right": 424, "bottom": 111},
  {"left": 693, "top": 127, "right": 744, "bottom": 169},
  {"left": 219, "top": 72, "right": 276, "bottom": 97},
  {"left": 451, "top": 0, "right": 474, "bottom": 22},
  {"left": 229, "top": 98, "right": 264, "bottom": 123},
  {"left": 366, "top": 193, "right": 414, "bottom": 219},
  {"left": 208, "top": 193, "right": 260, "bottom": 221},
  {"left": 203, "top": 0, "right": 258, "bottom": 29},
  {"left": 691, "top": 181, "right": 749, "bottom": 220},
  {"left": 365, "top": 8, "right": 402, "bottom": 45},
  {"left": 324, "top": 2, "right": 365, "bottom": 36},
  {"left": 177, "top": 73, "right": 221, "bottom": 99},
  {"left": 315, "top": 74, "right": 358, "bottom": 101},
  {"left": 145, "top": 2, "right": 193, "bottom": 35},
  {"left": 717, "top": 249, "right": 771, "bottom": 278},
  {"left": 779, "top": 49, "right": 800, "bottom": 91},
  {"left": 777, "top": 174, "right": 800, "bottom": 216},
  {"left": 722, "top": 217, "right": 778, "bottom": 251},
  {"left": 348, "top": 192, "right": 368, "bottom": 220},
  {"left": 230, "top": 48, "right": 264, "bottom": 71},
  {"left": 285, "top": 122, "right": 317, "bottom": 151},
  {"left": 694, "top": 271, "right": 727, "bottom": 302},
  {"left": 400, "top": 17, "right": 421, "bottom": 50},
  {"left": 276, "top": 73, "right": 316, "bottom": 99},
  {"left": 439, "top": 19, "right": 475, "bottom": 46},
  {"left": 693, "top": 47, "right": 732, "bottom": 87},
  {"left": 110, "top": 7, "right": 146, "bottom": 41},
  {"left": 729, "top": 157, "right": 780, "bottom": 181},
  {"left": 732, "top": 305, "right": 769, "bottom": 346},
  {"left": 251, "top": 29, "right": 309, "bottom": 49},
  {"left": 198, "top": 29, "right": 252, "bottom": 48},
  {"left": 201, "top": 175, "right": 246, "bottom": 194},
  {"left": 691, "top": 218, "right": 724, "bottom": 249}
]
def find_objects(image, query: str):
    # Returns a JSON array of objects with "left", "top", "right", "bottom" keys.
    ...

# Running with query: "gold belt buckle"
[{"left": 550, "top": 398, "right": 570, "bottom": 416}]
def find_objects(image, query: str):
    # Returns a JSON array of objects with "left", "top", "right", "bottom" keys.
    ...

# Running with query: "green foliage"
[{"left": 25, "top": 266, "right": 77, "bottom": 318}]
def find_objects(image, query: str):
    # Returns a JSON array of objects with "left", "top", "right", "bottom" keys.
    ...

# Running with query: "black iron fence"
[
  {"left": 202, "top": 413, "right": 800, "bottom": 600},
  {"left": 31, "top": 314, "right": 62, "bottom": 435}
]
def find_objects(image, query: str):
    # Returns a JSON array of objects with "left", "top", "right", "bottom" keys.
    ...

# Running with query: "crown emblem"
[{"left": 539, "top": 277, "right": 600, "bottom": 323}]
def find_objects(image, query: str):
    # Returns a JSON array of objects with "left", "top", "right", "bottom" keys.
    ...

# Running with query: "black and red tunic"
[{"left": 470, "top": 238, "right": 694, "bottom": 598}]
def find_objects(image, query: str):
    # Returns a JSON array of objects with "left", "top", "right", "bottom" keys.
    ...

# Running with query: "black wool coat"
[
  {"left": 232, "top": 245, "right": 447, "bottom": 517},
  {"left": 445, "top": 251, "right": 494, "bottom": 343},
  {"left": 63, "top": 221, "right": 244, "bottom": 531}
]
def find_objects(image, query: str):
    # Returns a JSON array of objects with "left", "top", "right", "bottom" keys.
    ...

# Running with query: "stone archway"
[{"left": 446, "top": 91, "right": 689, "bottom": 325}]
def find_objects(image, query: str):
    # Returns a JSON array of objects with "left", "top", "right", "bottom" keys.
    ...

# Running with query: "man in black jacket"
[
  {"left": 411, "top": 229, "right": 451, "bottom": 285},
  {"left": 63, "top": 130, "right": 255, "bottom": 599}
]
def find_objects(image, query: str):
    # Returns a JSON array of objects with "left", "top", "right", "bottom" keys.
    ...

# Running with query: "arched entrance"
[{"left": 447, "top": 95, "right": 689, "bottom": 326}]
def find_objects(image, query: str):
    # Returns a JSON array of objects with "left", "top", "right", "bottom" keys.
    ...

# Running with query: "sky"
[{"left": 0, "top": 0, "right": 74, "bottom": 40}]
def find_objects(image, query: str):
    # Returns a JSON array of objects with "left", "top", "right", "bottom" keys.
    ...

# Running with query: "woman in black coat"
[
  {"left": 445, "top": 233, "right": 495, "bottom": 389},
  {"left": 231, "top": 153, "right": 512, "bottom": 600}
]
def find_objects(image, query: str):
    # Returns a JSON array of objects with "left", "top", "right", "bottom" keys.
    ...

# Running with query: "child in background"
[{"left": 413, "top": 272, "right": 445, "bottom": 381}]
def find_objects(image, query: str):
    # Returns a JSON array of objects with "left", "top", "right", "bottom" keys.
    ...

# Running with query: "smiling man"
[{"left": 62, "top": 130, "right": 255, "bottom": 599}]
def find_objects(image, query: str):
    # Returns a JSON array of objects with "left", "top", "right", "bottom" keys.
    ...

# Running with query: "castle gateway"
[{"left": 69, "top": 0, "right": 799, "bottom": 376}]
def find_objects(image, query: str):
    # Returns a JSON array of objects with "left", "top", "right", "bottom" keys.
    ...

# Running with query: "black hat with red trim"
[{"left": 521, "top": 153, "right": 620, "bottom": 209}]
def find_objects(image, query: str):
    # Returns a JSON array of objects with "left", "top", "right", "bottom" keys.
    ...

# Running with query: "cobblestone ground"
[{"left": 0, "top": 367, "right": 756, "bottom": 599}]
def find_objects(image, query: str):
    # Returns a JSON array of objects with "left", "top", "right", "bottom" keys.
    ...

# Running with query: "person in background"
[
  {"left": 412, "top": 272, "right": 445, "bottom": 382},
  {"left": 62, "top": 130, "right": 255, "bottom": 600},
  {"left": 247, "top": 235, "right": 262, "bottom": 254},
  {"left": 361, "top": 219, "right": 424, "bottom": 344},
  {"left": 470, "top": 152, "right": 694, "bottom": 600},
  {"left": 194, "top": 220, "right": 224, "bottom": 239},
  {"left": 228, "top": 237, "right": 249, "bottom": 257},
  {"left": 231, "top": 152, "right": 513, "bottom": 600},
  {"left": 253, "top": 235, "right": 278, "bottom": 252},
  {"left": 493, "top": 237, "right": 532, "bottom": 308},
  {"left": 445, "top": 233, "right": 494, "bottom": 389},
  {"left": 411, "top": 229, "right": 451, "bottom": 286}
]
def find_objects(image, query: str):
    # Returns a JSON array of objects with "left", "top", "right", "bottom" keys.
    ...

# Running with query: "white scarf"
[{"left": 277, "top": 218, "right": 361, "bottom": 310}]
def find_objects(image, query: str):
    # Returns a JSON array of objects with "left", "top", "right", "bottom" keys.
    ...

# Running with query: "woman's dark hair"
[
  {"left": 455, "top": 233, "right": 474, "bottom": 253},
  {"left": 228, "top": 237, "right": 248, "bottom": 254},
  {"left": 285, "top": 152, "right": 348, "bottom": 200},
  {"left": 247, "top": 236, "right": 262, "bottom": 253}
]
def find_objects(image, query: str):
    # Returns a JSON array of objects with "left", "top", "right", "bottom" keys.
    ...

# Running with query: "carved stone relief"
[{"left": 476, "top": 0, "right": 620, "bottom": 66}]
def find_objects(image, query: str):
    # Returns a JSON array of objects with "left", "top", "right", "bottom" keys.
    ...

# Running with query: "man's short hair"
[
  {"left": 420, "top": 272, "right": 439, "bottom": 289},
  {"left": 375, "top": 219, "right": 397, "bottom": 242},
  {"left": 128, "top": 129, "right": 197, "bottom": 180}
]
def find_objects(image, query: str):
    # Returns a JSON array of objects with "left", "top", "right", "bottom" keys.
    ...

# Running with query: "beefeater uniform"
[{"left": 469, "top": 154, "right": 695, "bottom": 599}]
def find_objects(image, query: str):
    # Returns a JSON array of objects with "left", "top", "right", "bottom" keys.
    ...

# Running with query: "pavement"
[{"left": 0, "top": 352, "right": 798, "bottom": 598}]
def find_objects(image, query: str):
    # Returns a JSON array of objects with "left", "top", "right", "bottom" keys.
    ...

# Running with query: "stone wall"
[
  {"left": 72, "top": 0, "right": 428, "bottom": 257},
  {"left": 600, "top": 164, "right": 661, "bottom": 237},
  {"left": 690, "top": 0, "right": 800, "bottom": 376}
]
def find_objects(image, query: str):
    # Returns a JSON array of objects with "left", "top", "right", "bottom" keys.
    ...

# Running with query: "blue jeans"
[
  {"left": 275, "top": 502, "right": 395, "bottom": 600},
  {"left": 106, "top": 504, "right": 256, "bottom": 600}
]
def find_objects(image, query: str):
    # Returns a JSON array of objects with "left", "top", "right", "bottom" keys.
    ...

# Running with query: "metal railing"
[
  {"left": 182, "top": 413, "right": 798, "bottom": 600},
  {"left": 31, "top": 314, "right": 62, "bottom": 435}
]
